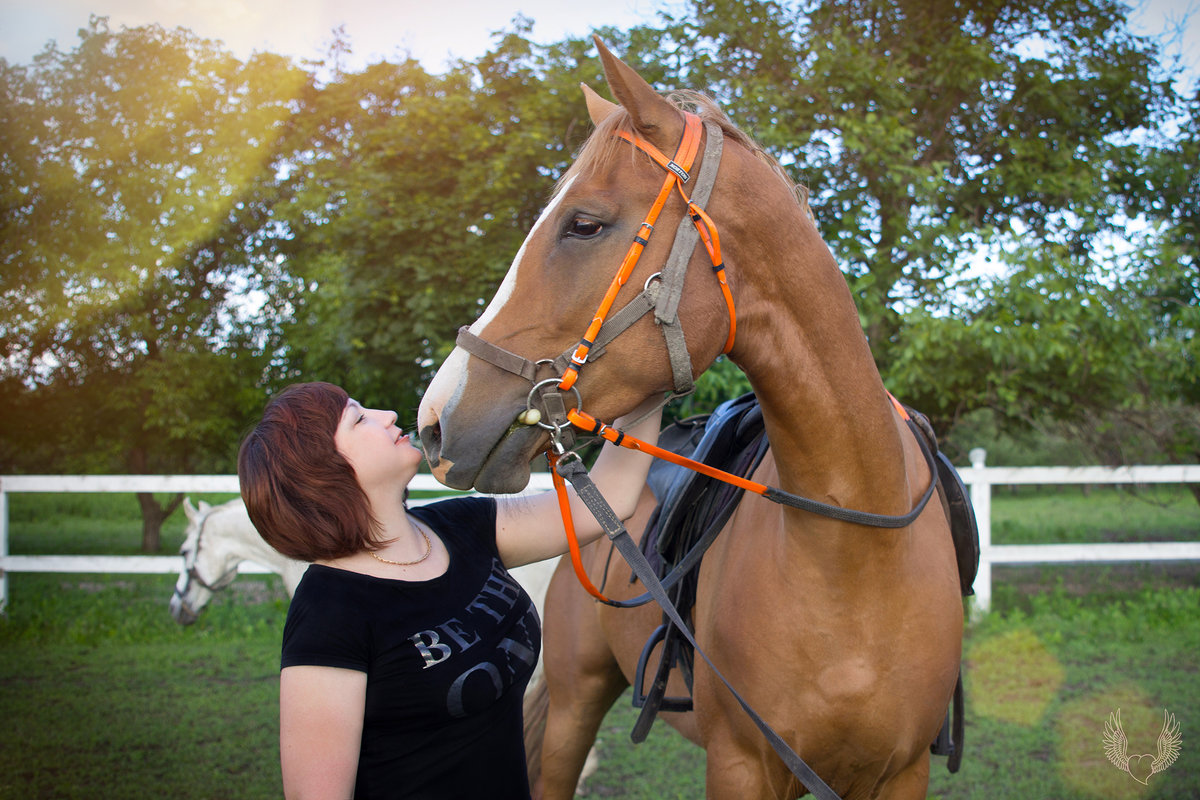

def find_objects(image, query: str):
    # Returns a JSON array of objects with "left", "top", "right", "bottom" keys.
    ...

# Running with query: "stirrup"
[
  {"left": 631, "top": 623, "right": 694, "bottom": 742},
  {"left": 930, "top": 671, "right": 965, "bottom": 773}
]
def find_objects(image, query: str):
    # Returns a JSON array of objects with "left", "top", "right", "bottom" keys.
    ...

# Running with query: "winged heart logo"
[{"left": 1103, "top": 708, "right": 1182, "bottom": 785}]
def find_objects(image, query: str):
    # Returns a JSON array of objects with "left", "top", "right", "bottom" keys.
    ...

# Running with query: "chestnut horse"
[{"left": 418, "top": 40, "right": 963, "bottom": 799}]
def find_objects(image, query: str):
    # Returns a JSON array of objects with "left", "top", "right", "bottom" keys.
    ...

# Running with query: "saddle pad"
[
  {"left": 643, "top": 392, "right": 769, "bottom": 578},
  {"left": 903, "top": 404, "right": 981, "bottom": 597},
  {"left": 935, "top": 451, "right": 981, "bottom": 596}
]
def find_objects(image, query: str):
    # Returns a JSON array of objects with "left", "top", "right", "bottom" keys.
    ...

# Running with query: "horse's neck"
[
  {"left": 731, "top": 220, "right": 912, "bottom": 518},
  {"left": 223, "top": 504, "right": 294, "bottom": 571}
]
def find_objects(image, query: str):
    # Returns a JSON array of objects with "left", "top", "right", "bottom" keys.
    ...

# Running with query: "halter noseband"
[
  {"left": 455, "top": 110, "right": 734, "bottom": 442},
  {"left": 176, "top": 514, "right": 237, "bottom": 600}
]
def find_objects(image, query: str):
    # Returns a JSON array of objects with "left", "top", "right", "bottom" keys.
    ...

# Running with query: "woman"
[{"left": 237, "top": 381, "right": 660, "bottom": 800}]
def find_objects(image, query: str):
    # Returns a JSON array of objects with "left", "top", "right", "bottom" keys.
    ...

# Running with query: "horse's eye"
[{"left": 566, "top": 217, "right": 603, "bottom": 239}]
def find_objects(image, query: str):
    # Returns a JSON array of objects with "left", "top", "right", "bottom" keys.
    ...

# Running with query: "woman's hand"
[{"left": 495, "top": 398, "right": 664, "bottom": 568}]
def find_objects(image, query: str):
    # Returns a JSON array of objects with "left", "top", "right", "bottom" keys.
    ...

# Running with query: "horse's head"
[
  {"left": 169, "top": 497, "right": 241, "bottom": 625},
  {"left": 419, "top": 39, "right": 776, "bottom": 493}
]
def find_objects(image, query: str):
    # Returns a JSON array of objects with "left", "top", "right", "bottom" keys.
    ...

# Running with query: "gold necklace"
[{"left": 368, "top": 524, "right": 432, "bottom": 566}]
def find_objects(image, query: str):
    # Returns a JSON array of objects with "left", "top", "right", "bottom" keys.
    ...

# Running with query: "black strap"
[
  {"left": 557, "top": 458, "right": 844, "bottom": 800},
  {"left": 762, "top": 419, "right": 939, "bottom": 528}
]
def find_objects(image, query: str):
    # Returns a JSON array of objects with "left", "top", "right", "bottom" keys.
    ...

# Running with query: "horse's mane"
[{"left": 557, "top": 90, "right": 807, "bottom": 207}]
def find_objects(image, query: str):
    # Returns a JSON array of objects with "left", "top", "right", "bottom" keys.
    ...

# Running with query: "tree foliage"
[
  {"left": 0, "top": 18, "right": 310, "bottom": 547},
  {"left": 1, "top": 1, "right": 1196, "bottom": 528},
  {"left": 653, "top": 0, "right": 1177, "bottom": 352},
  {"left": 269, "top": 25, "right": 612, "bottom": 423}
]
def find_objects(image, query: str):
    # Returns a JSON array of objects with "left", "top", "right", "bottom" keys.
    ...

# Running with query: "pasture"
[{"left": 1, "top": 486, "right": 1197, "bottom": 799}]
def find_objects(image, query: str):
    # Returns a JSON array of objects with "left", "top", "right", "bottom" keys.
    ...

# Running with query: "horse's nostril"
[{"left": 420, "top": 421, "right": 442, "bottom": 467}]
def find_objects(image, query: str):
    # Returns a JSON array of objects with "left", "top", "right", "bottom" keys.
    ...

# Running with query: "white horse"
[{"left": 169, "top": 497, "right": 309, "bottom": 625}]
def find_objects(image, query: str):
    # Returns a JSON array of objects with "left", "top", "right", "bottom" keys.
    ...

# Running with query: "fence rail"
[
  {"left": 958, "top": 450, "right": 1200, "bottom": 613},
  {"left": 2, "top": 456, "right": 1198, "bottom": 614}
]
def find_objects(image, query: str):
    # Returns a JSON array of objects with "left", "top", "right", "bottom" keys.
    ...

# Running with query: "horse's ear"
[
  {"left": 593, "top": 36, "right": 683, "bottom": 154},
  {"left": 184, "top": 497, "right": 197, "bottom": 520},
  {"left": 198, "top": 500, "right": 211, "bottom": 514},
  {"left": 581, "top": 83, "right": 620, "bottom": 126}
]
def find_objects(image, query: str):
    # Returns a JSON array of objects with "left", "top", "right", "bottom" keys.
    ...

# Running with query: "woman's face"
[{"left": 333, "top": 399, "right": 423, "bottom": 492}]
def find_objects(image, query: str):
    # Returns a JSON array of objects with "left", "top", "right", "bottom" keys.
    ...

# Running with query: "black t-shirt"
[{"left": 280, "top": 497, "right": 540, "bottom": 800}]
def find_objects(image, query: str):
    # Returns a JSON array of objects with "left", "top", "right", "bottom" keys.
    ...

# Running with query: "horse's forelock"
[{"left": 556, "top": 107, "right": 634, "bottom": 193}]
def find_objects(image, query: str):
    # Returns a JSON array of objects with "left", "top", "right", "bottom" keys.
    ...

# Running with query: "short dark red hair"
[{"left": 238, "top": 382, "right": 377, "bottom": 562}]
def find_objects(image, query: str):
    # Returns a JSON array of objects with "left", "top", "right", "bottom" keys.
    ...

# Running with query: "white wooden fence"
[
  {"left": 958, "top": 449, "right": 1200, "bottom": 614},
  {"left": 2, "top": 454, "right": 1198, "bottom": 614},
  {"left": 0, "top": 473, "right": 552, "bottom": 614}
]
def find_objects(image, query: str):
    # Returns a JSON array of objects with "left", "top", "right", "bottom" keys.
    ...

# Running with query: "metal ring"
[
  {"left": 643, "top": 271, "right": 663, "bottom": 292},
  {"left": 525, "top": 379, "right": 583, "bottom": 431},
  {"left": 554, "top": 450, "right": 584, "bottom": 470}
]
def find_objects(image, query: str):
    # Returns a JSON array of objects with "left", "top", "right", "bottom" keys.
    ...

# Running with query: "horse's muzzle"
[
  {"left": 168, "top": 591, "right": 199, "bottom": 626},
  {"left": 421, "top": 414, "right": 547, "bottom": 494}
]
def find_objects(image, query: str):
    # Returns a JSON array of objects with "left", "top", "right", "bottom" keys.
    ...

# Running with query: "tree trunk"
[{"left": 135, "top": 491, "right": 183, "bottom": 553}]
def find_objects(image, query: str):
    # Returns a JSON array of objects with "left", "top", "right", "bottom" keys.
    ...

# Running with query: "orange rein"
[
  {"left": 552, "top": 408, "right": 764, "bottom": 604},
  {"left": 557, "top": 111, "right": 736, "bottom": 393},
  {"left": 549, "top": 452, "right": 612, "bottom": 602},
  {"left": 555, "top": 396, "right": 920, "bottom": 603}
]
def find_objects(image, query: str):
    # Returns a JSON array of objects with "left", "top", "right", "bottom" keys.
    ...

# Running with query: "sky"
[
  {"left": 1, "top": 0, "right": 1196, "bottom": 80},
  {"left": 0, "top": 0, "right": 663, "bottom": 71}
]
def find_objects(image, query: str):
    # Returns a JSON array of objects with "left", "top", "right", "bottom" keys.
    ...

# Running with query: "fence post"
[
  {"left": 968, "top": 448, "right": 991, "bottom": 619},
  {"left": 1, "top": 479, "right": 8, "bottom": 615}
]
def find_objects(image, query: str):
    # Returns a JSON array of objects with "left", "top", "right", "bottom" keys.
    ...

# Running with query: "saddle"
[
  {"left": 628, "top": 393, "right": 768, "bottom": 740},
  {"left": 904, "top": 406, "right": 981, "bottom": 598},
  {"left": 629, "top": 393, "right": 979, "bottom": 773}
]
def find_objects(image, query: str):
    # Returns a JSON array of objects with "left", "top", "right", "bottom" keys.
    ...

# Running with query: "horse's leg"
[
  {"left": 536, "top": 553, "right": 628, "bottom": 800},
  {"left": 876, "top": 751, "right": 931, "bottom": 800},
  {"left": 702, "top": 730, "right": 793, "bottom": 800}
]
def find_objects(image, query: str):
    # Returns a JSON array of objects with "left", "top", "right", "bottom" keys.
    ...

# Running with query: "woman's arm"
[
  {"left": 279, "top": 665, "right": 367, "bottom": 800},
  {"left": 495, "top": 401, "right": 663, "bottom": 568}
]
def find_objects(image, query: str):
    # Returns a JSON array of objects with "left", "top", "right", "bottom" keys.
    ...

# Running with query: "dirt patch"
[
  {"left": 994, "top": 562, "right": 1200, "bottom": 597},
  {"left": 65, "top": 580, "right": 137, "bottom": 593}
]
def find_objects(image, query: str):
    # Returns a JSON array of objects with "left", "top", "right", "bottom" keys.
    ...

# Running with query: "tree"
[
  {"left": 887, "top": 236, "right": 1198, "bottom": 488},
  {"left": 650, "top": 0, "right": 1176, "bottom": 355},
  {"left": 0, "top": 18, "right": 310, "bottom": 549},
  {"left": 270, "top": 23, "right": 613, "bottom": 424},
  {"left": 604, "top": 0, "right": 1200, "bottom": 477}
]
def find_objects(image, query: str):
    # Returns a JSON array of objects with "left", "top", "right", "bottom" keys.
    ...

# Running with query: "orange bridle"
[{"left": 557, "top": 111, "right": 736, "bottom": 393}]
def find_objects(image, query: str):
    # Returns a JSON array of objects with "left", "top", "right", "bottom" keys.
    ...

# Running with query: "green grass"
[
  {"left": 1, "top": 486, "right": 1196, "bottom": 799},
  {"left": 574, "top": 586, "right": 1200, "bottom": 799},
  {"left": 0, "top": 573, "right": 287, "bottom": 799},
  {"left": 923, "top": 587, "right": 1200, "bottom": 799},
  {"left": 991, "top": 485, "right": 1198, "bottom": 546},
  {"left": 7, "top": 492, "right": 240, "bottom": 555}
]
